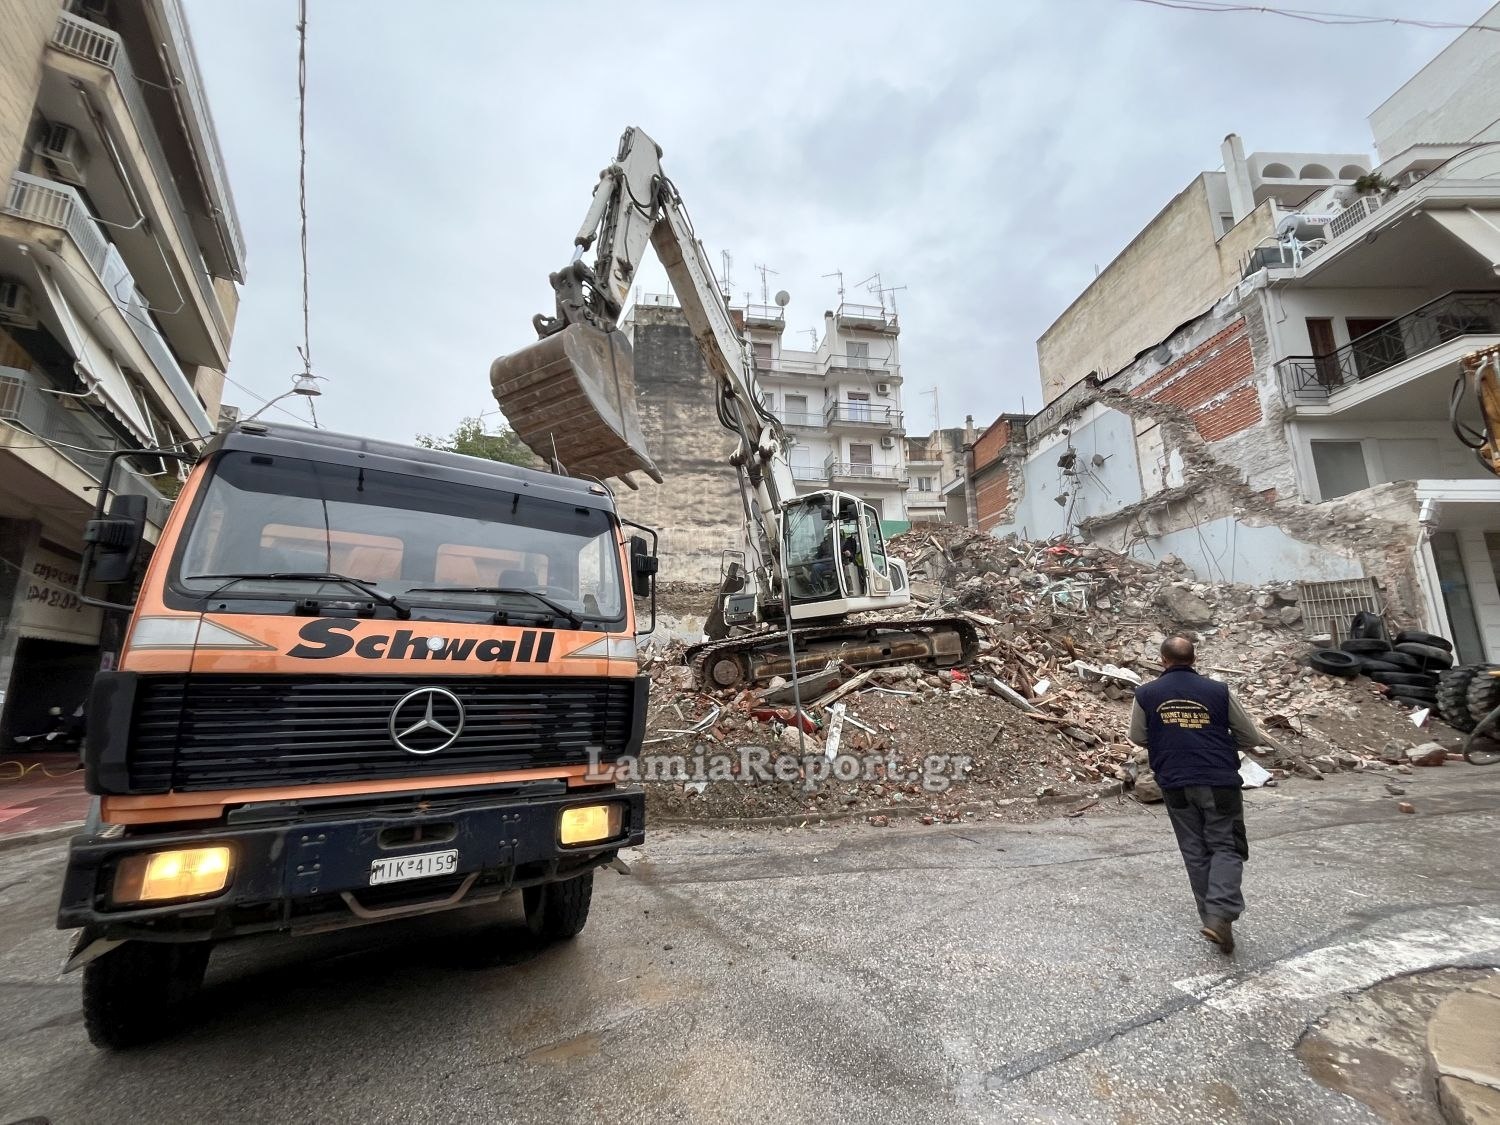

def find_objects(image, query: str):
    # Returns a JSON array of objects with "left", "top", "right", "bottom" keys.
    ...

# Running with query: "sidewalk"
[
  {"left": 1428, "top": 972, "right": 1500, "bottom": 1124},
  {"left": 0, "top": 753, "right": 88, "bottom": 848}
]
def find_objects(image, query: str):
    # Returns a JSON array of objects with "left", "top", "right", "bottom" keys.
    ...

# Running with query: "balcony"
[
  {"left": 46, "top": 10, "right": 233, "bottom": 346},
  {"left": 0, "top": 366, "right": 172, "bottom": 525},
  {"left": 772, "top": 410, "right": 823, "bottom": 429},
  {"left": 790, "top": 464, "right": 830, "bottom": 483},
  {"left": 1277, "top": 290, "right": 1500, "bottom": 404},
  {"left": 825, "top": 458, "right": 906, "bottom": 483},
  {"left": 3, "top": 172, "right": 210, "bottom": 434},
  {"left": 833, "top": 302, "right": 899, "bottom": 334},
  {"left": 906, "top": 490, "right": 943, "bottom": 506},
  {"left": 744, "top": 303, "right": 785, "bottom": 329},
  {"left": 825, "top": 401, "right": 904, "bottom": 432}
]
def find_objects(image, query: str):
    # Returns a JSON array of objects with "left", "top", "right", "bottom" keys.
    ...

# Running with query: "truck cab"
[{"left": 57, "top": 422, "right": 654, "bottom": 1048}]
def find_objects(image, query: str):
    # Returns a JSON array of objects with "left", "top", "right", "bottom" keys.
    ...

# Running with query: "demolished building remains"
[{"left": 969, "top": 7, "right": 1500, "bottom": 662}]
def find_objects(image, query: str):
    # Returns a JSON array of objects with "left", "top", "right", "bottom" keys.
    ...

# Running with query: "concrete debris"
[{"left": 638, "top": 526, "right": 1474, "bottom": 825}]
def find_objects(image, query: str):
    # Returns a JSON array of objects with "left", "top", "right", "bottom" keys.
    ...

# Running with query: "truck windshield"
[{"left": 173, "top": 451, "right": 624, "bottom": 625}]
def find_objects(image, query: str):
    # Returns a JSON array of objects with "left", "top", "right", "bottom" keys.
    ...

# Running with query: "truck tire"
[
  {"left": 1369, "top": 670, "right": 1438, "bottom": 689},
  {"left": 1339, "top": 638, "right": 1392, "bottom": 655},
  {"left": 1360, "top": 658, "right": 1404, "bottom": 674},
  {"left": 1469, "top": 671, "right": 1500, "bottom": 728},
  {"left": 524, "top": 870, "right": 594, "bottom": 941},
  {"left": 1394, "top": 629, "right": 1452, "bottom": 652},
  {"left": 1309, "top": 649, "right": 1361, "bottom": 677},
  {"left": 82, "top": 940, "right": 211, "bottom": 1049},
  {"left": 1393, "top": 642, "right": 1455, "bottom": 671},
  {"left": 1438, "top": 667, "right": 1484, "bottom": 732}
]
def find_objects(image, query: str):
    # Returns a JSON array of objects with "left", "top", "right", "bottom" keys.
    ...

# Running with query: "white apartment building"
[
  {"left": 743, "top": 300, "right": 911, "bottom": 529},
  {"left": 0, "top": 0, "right": 243, "bottom": 741}
]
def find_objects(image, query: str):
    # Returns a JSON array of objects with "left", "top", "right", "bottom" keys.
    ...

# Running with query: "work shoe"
[{"left": 1200, "top": 916, "right": 1235, "bottom": 955}]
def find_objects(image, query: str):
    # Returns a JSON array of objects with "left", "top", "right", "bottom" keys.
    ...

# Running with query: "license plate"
[{"left": 369, "top": 849, "right": 458, "bottom": 886}]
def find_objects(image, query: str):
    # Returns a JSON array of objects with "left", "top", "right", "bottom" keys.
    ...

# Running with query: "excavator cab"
[
  {"left": 781, "top": 491, "right": 897, "bottom": 609},
  {"left": 490, "top": 323, "right": 662, "bottom": 488}
]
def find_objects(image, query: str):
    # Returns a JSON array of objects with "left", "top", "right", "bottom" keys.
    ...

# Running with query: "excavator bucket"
[{"left": 489, "top": 323, "right": 662, "bottom": 488}]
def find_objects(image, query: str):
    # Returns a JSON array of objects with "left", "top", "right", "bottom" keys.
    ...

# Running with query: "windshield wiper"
[
  {"left": 191, "top": 572, "right": 412, "bottom": 619},
  {"left": 405, "top": 586, "right": 583, "bottom": 628}
]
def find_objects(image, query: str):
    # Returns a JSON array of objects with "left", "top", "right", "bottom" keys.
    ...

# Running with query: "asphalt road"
[{"left": 2, "top": 769, "right": 1499, "bottom": 1124}]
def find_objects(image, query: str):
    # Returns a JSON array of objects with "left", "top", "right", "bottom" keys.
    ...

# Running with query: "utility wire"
[
  {"left": 1121, "top": 0, "right": 1500, "bottom": 33},
  {"left": 296, "top": 0, "right": 319, "bottom": 428}
]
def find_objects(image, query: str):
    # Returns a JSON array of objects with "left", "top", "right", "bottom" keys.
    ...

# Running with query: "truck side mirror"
[
  {"left": 629, "top": 535, "right": 658, "bottom": 598},
  {"left": 83, "top": 493, "right": 147, "bottom": 587}
]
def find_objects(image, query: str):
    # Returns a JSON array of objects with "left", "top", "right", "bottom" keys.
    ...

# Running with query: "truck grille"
[{"left": 127, "top": 674, "right": 637, "bottom": 792}]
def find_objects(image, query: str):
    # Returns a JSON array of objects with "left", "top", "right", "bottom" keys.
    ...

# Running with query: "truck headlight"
[
  {"left": 559, "top": 803, "right": 623, "bottom": 846},
  {"left": 113, "top": 846, "right": 234, "bottom": 904}
]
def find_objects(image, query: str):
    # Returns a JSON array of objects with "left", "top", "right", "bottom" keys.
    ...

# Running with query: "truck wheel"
[
  {"left": 82, "top": 940, "right": 211, "bottom": 1049},
  {"left": 524, "top": 870, "right": 594, "bottom": 941}
]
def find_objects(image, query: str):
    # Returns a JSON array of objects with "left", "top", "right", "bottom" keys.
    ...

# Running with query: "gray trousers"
[{"left": 1164, "top": 785, "right": 1247, "bottom": 923}]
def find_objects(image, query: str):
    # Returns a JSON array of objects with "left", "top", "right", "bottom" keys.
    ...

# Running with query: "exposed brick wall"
[
  {"left": 971, "top": 418, "right": 1012, "bottom": 472},
  {"left": 974, "top": 466, "right": 1010, "bottom": 534},
  {"left": 1130, "top": 318, "right": 1260, "bottom": 441}
]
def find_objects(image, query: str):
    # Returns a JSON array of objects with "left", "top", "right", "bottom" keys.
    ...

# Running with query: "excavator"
[{"left": 490, "top": 127, "right": 977, "bottom": 690}]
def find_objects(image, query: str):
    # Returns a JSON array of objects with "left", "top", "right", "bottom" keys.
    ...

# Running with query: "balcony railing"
[
  {"left": 790, "top": 464, "right": 829, "bottom": 482},
  {"left": 825, "top": 402, "right": 904, "bottom": 430},
  {"left": 825, "top": 353, "right": 897, "bottom": 374},
  {"left": 906, "top": 490, "right": 943, "bottom": 506},
  {"left": 49, "top": 10, "right": 230, "bottom": 336},
  {"left": 744, "top": 303, "right": 784, "bottom": 325},
  {"left": 825, "top": 460, "right": 904, "bottom": 481},
  {"left": 834, "top": 302, "right": 899, "bottom": 330},
  {"left": 4, "top": 172, "right": 209, "bottom": 432},
  {"left": 772, "top": 410, "right": 822, "bottom": 428},
  {"left": 1276, "top": 289, "right": 1500, "bottom": 401},
  {"left": 0, "top": 365, "right": 171, "bottom": 524}
]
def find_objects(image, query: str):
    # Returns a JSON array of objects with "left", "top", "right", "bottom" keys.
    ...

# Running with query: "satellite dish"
[{"left": 774, "top": 290, "right": 790, "bottom": 307}]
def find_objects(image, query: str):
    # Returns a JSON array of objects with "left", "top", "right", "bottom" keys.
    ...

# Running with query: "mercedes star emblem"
[{"left": 388, "top": 687, "right": 465, "bottom": 755}]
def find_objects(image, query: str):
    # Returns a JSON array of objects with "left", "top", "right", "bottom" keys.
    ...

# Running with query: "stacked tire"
[
  {"left": 1309, "top": 629, "right": 1453, "bottom": 709},
  {"left": 1435, "top": 662, "right": 1500, "bottom": 732}
]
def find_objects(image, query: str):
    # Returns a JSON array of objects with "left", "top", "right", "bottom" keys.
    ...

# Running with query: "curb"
[
  {"left": 1426, "top": 972, "right": 1500, "bottom": 1124},
  {"left": 0, "top": 822, "right": 81, "bottom": 854}
]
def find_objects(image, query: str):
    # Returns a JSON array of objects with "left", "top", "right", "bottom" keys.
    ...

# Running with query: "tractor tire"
[
  {"left": 1394, "top": 629, "right": 1452, "bottom": 652},
  {"left": 1468, "top": 671, "right": 1500, "bottom": 729},
  {"left": 1393, "top": 642, "right": 1455, "bottom": 671},
  {"left": 524, "top": 870, "right": 594, "bottom": 941},
  {"left": 82, "top": 939, "right": 211, "bottom": 1049},
  {"left": 1309, "top": 649, "right": 1361, "bottom": 678},
  {"left": 1438, "top": 667, "right": 1484, "bottom": 732},
  {"left": 1340, "top": 638, "right": 1393, "bottom": 655}
]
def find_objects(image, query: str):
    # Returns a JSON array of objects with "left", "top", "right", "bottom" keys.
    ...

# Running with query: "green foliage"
[
  {"left": 1352, "top": 171, "right": 1397, "bottom": 196},
  {"left": 416, "top": 416, "right": 536, "bottom": 467}
]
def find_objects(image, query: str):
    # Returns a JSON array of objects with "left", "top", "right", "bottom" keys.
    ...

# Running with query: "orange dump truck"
[{"left": 57, "top": 421, "right": 655, "bottom": 1047}]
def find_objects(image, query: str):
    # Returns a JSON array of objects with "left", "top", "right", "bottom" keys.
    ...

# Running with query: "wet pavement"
[{"left": 1, "top": 768, "right": 1498, "bottom": 1123}]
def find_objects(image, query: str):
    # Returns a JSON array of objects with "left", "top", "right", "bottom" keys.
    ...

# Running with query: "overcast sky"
[{"left": 182, "top": 0, "right": 1493, "bottom": 442}]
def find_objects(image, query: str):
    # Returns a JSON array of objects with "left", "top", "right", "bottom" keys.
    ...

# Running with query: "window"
[
  {"left": 846, "top": 391, "right": 871, "bottom": 421},
  {"left": 847, "top": 341, "right": 870, "bottom": 369},
  {"left": 752, "top": 342, "right": 772, "bottom": 370},
  {"left": 1219, "top": 213, "right": 1235, "bottom": 235},
  {"left": 848, "top": 443, "right": 873, "bottom": 473},
  {"left": 1310, "top": 440, "right": 1369, "bottom": 500},
  {"left": 916, "top": 476, "right": 934, "bottom": 492},
  {"left": 785, "top": 393, "right": 808, "bottom": 425}
]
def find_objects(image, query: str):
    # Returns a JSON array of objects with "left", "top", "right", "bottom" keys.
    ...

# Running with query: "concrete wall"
[
  {"left": 1370, "top": 2, "right": 1500, "bottom": 159},
  {"left": 0, "top": 0, "right": 59, "bottom": 181},
  {"left": 1002, "top": 403, "right": 1143, "bottom": 541},
  {"left": 1289, "top": 419, "right": 1494, "bottom": 502},
  {"left": 1036, "top": 175, "right": 1276, "bottom": 401},
  {"left": 1122, "top": 516, "right": 1362, "bottom": 586},
  {"left": 612, "top": 307, "right": 742, "bottom": 584}
]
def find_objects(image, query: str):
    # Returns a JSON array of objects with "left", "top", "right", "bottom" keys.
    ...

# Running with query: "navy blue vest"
[{"left": 1134, "top": 666, "right": 1241, "bottom": 789}]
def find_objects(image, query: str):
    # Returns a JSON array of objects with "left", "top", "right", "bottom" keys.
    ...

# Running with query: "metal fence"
[
  {"left": 1276, "top": 290, "right": 1500, "bottom": 401},
  {"left": 1297, "top": 577, "right": 1383, "bottom": 645},
  {"left": 825, "top": 460, "right": 903, "bottom": 481},
  {"left": 825, "top": 402, "right": 904, "bottom": 429}
]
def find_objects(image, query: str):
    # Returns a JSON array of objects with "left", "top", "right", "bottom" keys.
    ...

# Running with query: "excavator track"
[{"left": 683, "top": 616, "right": 981, "bottom": 691}]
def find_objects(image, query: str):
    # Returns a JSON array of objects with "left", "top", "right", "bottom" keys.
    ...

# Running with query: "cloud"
[{"left": 183, "top": 0, "right": 1491, "bottom": 439}]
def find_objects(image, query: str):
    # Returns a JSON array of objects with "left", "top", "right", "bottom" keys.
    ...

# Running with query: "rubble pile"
[{"left": 637, "top": 527, "right": 1467, "bottom": 825}]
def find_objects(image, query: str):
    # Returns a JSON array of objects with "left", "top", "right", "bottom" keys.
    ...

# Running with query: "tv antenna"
[
  {"left": 804, "top": 327, "right": 818, "bottom": 346},
  {"left": 754, "top": 263, "right": 779, "bottom": 304},
  {"left": 821, "top": 269, "right": 845, "bottom": 302},
  {"left": 857, "top": 271, "right": 907, "bottom": 315}
]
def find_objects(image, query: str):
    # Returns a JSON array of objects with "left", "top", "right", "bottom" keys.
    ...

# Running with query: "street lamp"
[{"left": 243, "top": 373, "right": 322, "bottom": 422}]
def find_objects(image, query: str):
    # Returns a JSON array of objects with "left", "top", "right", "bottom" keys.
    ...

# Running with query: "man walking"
[{"left": 1129, "top": 635, "right": 1264, "bottom": 954}]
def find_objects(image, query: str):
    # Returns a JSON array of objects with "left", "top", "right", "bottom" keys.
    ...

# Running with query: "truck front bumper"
[{"left": 57, "top": 785, "right": 644, "bottom": 941}]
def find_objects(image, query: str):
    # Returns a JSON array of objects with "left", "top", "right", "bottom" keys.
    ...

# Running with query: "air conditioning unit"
[
  {"left": 875, "top": 382, "right": 891, "bottom": 396},
  {"left": 0, "top": 279, "right": 38, "bottom": 329},
  {"left": 880, "top": 436, "right": 896, "bottom": 450},
  {"left": 38, "top": 122, "right": 87, "bottom": 186}
]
